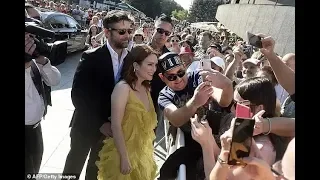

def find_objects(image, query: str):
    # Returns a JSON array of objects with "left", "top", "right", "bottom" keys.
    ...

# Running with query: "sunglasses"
[
  {"left": 108, "top": 28, "right": 133, "bottom": 35},
  {"left": 171, "top": 39, "right": 179, "bottom": 43},
  {"left": 164, "top": 70, "right": 186, "bottom": 81},
  {"left": 156, "top": 28, "right": 171, "bottom": 36}
]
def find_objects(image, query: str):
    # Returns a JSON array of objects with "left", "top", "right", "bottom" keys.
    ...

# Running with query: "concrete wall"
[
  {"left": 234, "top": 0, "right": 295, "bottom": 6},
  {"left": 216, "top": 3, "right": 295, "bottom": 56}
]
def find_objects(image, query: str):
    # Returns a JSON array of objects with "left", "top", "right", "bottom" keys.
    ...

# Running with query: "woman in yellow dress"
[{"left": 96, "top": 44, "right": 158, "bottom": 180}]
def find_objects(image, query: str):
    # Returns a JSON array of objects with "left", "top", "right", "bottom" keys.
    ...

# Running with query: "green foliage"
[
  {"left": 125, "top": 0, "right": 184, "bottom": 18},
  {"left": 171, "top": 9, "right": 189, "bottom": 21},
  {"left": 188, "top": 0, "right": 223, "bottom": 22}
]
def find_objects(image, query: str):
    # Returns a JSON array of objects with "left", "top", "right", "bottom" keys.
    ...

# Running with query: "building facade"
[{"left": 216, "top": 0, "right": 295, "bottom": 56}]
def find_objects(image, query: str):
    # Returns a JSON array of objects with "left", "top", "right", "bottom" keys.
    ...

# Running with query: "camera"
[{"left": 25, "top": 17, "right": 55, "bottom": 62}]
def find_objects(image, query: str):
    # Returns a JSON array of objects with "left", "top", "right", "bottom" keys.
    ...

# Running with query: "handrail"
[{"left": 176, "top": 128, "right": 186, "bottom": 180}]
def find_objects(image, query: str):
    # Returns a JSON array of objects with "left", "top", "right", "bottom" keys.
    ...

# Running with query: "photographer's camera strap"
[{"left": 30, "top": 61, "right": 48, "bottom": 117}]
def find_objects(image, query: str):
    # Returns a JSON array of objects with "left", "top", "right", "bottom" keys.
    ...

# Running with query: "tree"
[
  {"left": 188, "top": 0, "right": 223, "bottom": 22},
  {"left": 125, "top": 0, "right": 184, "bottom": 18},
  {"left": 171, "top": 9, "right": 189, "bottom": 21},
  {"left": 126, "top": 0, "right": 161, "bottom": 18},
  {"left": 159, "top": 0, "right": 184, "bottom": 17}
]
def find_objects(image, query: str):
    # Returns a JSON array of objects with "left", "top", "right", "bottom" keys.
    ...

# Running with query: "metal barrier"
[
  {"left": 175, "top": 128, "right": 186, "bottom": 180},
  {"left": 154, "top": 120, "right": 186, "bottom": 180}
]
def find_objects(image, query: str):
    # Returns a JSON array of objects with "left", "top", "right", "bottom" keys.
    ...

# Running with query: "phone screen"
[
  {"left": 228, "top": 118, "right": 255, "bottom": 165},
  {"left": 247, "top": 31, "right": 262, "bottom": 48}
]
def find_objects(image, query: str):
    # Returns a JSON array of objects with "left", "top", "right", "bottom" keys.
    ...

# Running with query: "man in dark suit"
[
  {"left": 62, "top": 10, "right": 134, "bottom": 180},
  {"left": 149, "top": 15, "right": 173, "bottom": 141}
]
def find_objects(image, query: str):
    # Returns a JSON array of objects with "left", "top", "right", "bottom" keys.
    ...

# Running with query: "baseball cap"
[
  {"left": 158, "top": 52, "right": 184, "bottom": 73},
  {"left": 179, "top": 47, "right": 194, "bottom": 56},
  {"left": 210, "top": 57, "right": 225, "bottom": 71},
  {"left": 243, "top": 58, "right": 260, "bottom": 66},
  {"left": 133, "top": 28, "right": 144, "bottom": 37}
]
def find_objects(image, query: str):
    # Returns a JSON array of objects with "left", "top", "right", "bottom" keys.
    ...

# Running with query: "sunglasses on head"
[
  {"left": 164, "top": 70, "right": 186, "bottom": 81},
  {"left": 108, "top": 28, "right": 133, "bottom": 35},
  {"left": 156, "top": 28, "right": 171, "bottom": 36}
]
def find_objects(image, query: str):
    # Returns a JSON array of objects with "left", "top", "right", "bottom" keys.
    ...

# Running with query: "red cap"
[{"left": 179, "top": 46, "right": 194, "bottom": 56}]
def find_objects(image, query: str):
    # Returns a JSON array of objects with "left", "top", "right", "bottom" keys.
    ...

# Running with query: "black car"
[{"left": 40, "top": 11, "right": 88, "bottom": 54}]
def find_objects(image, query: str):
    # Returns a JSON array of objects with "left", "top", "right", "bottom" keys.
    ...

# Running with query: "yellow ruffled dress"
[{"left": 96, "top": 90, "right": 157, "bottom": 180}]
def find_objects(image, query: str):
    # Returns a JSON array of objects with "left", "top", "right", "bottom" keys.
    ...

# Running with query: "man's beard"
[
  {"left": 114, "top": 40, "right": 128, "bottom": 49},
  {"left": 111, "top": 36, "right": 129, "bottom": 49}
]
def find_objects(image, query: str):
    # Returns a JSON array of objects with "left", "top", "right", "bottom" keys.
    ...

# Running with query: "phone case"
[
  {"left": 200, "top": 59, "right": 211, "bottom": 70},
  {"left": 227, "top": 118, "right": 255, "bottom": 165},
  {"left": 235, "top": 103, "right": 253, "bottom": 118}
]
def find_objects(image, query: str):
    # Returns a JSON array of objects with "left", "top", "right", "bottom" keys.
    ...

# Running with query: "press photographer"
[{"left": 25, "top": 19, "right": 61, "bottom": 179}]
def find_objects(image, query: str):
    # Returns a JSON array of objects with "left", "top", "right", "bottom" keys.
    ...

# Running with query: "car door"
[
  {"left": 65, "top": 16, "right": 87, "bottom": 52},
  {"left": 47, "top": 15, "right": 76, "bottom": 52}
]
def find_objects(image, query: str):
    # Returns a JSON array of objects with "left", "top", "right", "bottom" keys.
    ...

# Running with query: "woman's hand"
[
  {"left": 120, "top": 156, "right": 132, "bottom": 175},
  {"left": 191, "top": 114, "right": 214, "bottom": 147},
  {"left": 252, "top": 110, "right": 266, "bottom": 136}
]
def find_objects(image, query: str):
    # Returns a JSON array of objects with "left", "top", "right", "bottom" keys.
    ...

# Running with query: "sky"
[{"left": 174, "top": 0, "right": 193, "bottom": 10}]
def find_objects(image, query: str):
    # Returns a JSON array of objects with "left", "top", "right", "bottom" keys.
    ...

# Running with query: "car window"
[
  {"left": 65, "top": 16, "right": 81, "bottom": 29},
  {"left": 48, "top": 15, "right": 69, "bottom": 29}
]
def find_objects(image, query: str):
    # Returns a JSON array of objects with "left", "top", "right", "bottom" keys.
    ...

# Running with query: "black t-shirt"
[{"left": 150, "top": 45, "right": 170, "bottom": 112}]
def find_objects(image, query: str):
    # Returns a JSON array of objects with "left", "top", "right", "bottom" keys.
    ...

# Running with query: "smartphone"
[
  {"left": 228, "top": 118, "right": 255, "bottom": 165},
  {"left": 200, "top": 55, "right": 211, "bottom": 70},
  {"left": 235, "top": 103, "right": 253, "bottom": 118},
  {"left": 247, "top": 31, "right": 262, "bottom": 48}
]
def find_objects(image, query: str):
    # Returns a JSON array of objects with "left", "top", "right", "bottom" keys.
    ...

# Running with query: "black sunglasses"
[
  {"left": 108, "top": 28, "right": 133, "bottom": 35},
  {"left": 171, "top": 39, "right": 179, "bottom": 43},
  {"left": 164, "top": 70, "right": 186, "bottom": 81},
  {"left": 156, "top": 28, "right": 171, "bottom": 36}
]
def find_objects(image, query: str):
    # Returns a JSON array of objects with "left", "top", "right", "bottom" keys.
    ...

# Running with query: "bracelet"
[
  {"left": 217, "top": 156, "right": 228, "bottom": 165},
  {"left": 263, "top": 118, "right": 272, "bottom": 135}
]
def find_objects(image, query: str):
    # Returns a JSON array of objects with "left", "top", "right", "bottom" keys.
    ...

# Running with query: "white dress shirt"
[
  {"left": 106, "top": 40, "right": 128, "bottom": 83},
  {"left": 25, "top": 60, "right": 61, "bottom": 125}
]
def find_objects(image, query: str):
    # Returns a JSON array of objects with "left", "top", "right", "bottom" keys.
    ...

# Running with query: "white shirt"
[
  {"left": 25, "top": 60, "right": 61, "bottom": 125},
  {"left": 98, "top": 19, "right": 102, "bottom": 28},
  {"left": 275, "top": 84, "right": 289, "bottom": 105},
  {"left": 106, "top": 40, "right": 128, "bottom": 82},
  {"left": 187, "top": 61, "right": 200, "bottom": 74}
]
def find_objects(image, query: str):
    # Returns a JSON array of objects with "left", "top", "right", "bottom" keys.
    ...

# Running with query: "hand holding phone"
[
  {"left": 227, "top": 118, "right": 255, "bottom": 165},
  {"left": 247, "top": 31, "right": 263, "bottom": 48}
]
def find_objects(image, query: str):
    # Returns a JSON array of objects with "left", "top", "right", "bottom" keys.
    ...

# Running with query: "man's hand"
[
  {"left": 100, "top": 122, "right": 113, "bottom": 138},
  {"left": 191, "top": 81, "right": 213, "bottom": 109},
  {"left": 233, "top": 47, "right": 244, "bottom": 61},
  {"left": 25, "top": 33, "right": 36, "bottom": 56},
  {"left": 35, "top": 56, "right": 49, "bottom": 65},
  {"left": 199, "top": 69, "right": 232, "bottom": 89},
  {"left": 256, "top": 33, "right": 276, "bottom": 57}
]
